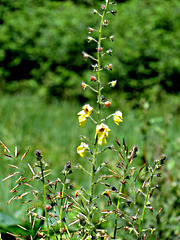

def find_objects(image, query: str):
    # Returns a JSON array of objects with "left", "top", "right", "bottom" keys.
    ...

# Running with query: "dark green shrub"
[
  {"left": 0, "top": 0, "right": 180, "bottom": 99},
  {"left": 0, "top": 1, "right": 94, "bottom": 98},
  {"left": 111, "top": 0, "right": 180, "bottom": 95}
]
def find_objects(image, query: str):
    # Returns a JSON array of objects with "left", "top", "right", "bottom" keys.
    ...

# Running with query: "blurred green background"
[{"left": 0, "top": 0, "right": 180, "bottom": 239}]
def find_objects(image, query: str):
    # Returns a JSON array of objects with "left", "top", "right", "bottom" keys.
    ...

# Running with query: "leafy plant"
[{"left": 0, "top": 1, "right": 167, "bottom": 239}]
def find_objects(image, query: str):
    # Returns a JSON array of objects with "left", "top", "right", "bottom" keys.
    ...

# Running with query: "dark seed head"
[
  {"left": 65, "top": 161, "right": 71, "bottom": 170},
  {"left": 34, "top": 150, "right": 42, "bottom": 161}
]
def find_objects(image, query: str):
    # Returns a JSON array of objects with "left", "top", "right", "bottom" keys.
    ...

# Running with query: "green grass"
[{"left": 0, "top": 92, "right": 179, "bottom": 239}]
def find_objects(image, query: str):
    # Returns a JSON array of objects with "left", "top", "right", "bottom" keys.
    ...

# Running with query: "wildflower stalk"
[
  {"left": 138, "top": 166, "right": 156, "bottom": 239},
  {"left": 88, "top": 0, "right": 109, "bottom": 223},
  {"left": 38, "top": 153, "right": 50, "bottom": 240},
  {"left": 59, "top": 162, "right": 72, "bottom": 239},
  {"left": 59, "top": 172, "right": 67, "bottom": 239},
  {"left": 113, "top": 156, "right": 129, "bottom": 239}
]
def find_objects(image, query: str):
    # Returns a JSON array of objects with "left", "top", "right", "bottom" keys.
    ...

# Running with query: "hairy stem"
[{"left": 88, "top": 0, "right": 109, "bottom": 229}]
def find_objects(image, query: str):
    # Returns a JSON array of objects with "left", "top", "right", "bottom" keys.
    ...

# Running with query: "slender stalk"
[
  {"left": 138, "top": 167, "right": 156, "bottom": 239},
  {"left": 39, "top": 159, "right": 50, "bottom": 240},
  {"left": 59, "top": 173, "right": 67, "bottom": 239},
  {"left": 88, "top": 0, "right": 109, "bottom": 229},
  {"left": 113, "top": 159, "right": 129, "bottom": 239}
]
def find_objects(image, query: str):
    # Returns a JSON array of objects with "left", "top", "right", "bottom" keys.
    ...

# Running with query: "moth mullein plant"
[
  {"left": 76, "top": 0, "right": 124, "bottom": 238},
  {"left": 1, "top": 1, "right": 166, "bottom": 239}
]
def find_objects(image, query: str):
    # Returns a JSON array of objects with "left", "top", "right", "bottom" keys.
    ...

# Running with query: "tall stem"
[
  {"left": 40, "top": 159, "right": 50, "bottom": 240},
  {"left": 59, "top": 174, "right": 67, "bottom": 239},
  {"left": 138, "top": 167, "right": 156, "bottom": 239},
  {"left": 113, "top": 159, "right": 129, "bottom": 239},
  {"left": 88, "top": 0, "right": 109, "bottom": 225}
]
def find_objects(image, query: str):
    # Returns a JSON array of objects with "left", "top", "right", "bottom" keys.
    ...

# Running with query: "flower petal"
[
  {"left": 113, "top": 111, "right": 123, "bottom": 126},
  {"left": 95, "top": 123, "right": 111, "bottom": 146},
  {"left": 78, "top": 115, "right": 88, "bottom": 128},
  {"left": 77, "top": 142, "right": 89, "bottom": 157}
]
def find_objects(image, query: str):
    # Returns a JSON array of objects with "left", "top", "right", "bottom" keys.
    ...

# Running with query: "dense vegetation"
[
  {"left": 0, "top": 0, "right": 180, "bottom": 100},
  {"left": 0, "top": 94, "right": 179, "bottom": 239}
]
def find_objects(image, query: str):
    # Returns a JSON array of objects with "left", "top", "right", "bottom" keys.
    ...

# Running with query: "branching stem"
[
  {"left": 113, "top": 157, "right": 129, "bottom": 239},
  {"left": 138, "top": 167, "right": 156, "bottom": 239}
]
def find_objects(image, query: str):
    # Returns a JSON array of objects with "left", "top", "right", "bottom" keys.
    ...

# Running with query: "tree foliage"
[{"left": 0, "top": 0, "right": 180, "bottom": 99}]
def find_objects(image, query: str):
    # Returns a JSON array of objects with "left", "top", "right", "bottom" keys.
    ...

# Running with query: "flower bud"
[
  {"left": 110, "top": 35, "right": 114, "bottom": 42},
  {"left": 108, "top": 64, "right": 113, "bottom": 70},
  {"left": 106, "top": 49, "right": 112, "bottom": 55},
  {"left": 92, "top": 9, "right": 98, "bottom": 14},
  {"left": 88, "top": 27, "right": 94, "bottom": 34},
  {"left": 82, "top": 82, "right": 87, "bottom": 90},
  {"left": 34, "top": 149, "right": 42, "bottom": 161},
  {"left": 38, "top": 232, "right": 44, "bottom": 237},
  {"left": 46, "top": 205, "right": 51, "bottom": 211},
  {"left": 105, "top": 101, "right": 111, "bottom": 107},
  {"left": 79, "top": 215, "right": 86, "bottom": 226},
  {"left": 111, "top": 10, "right": 117, "bottom": 15},
  {"left": 109, "top": 80, "right": 117, "bottom": 87},
  {"left": 82, "top": 51, "right": 89, "bottom": 60},
  {"left": 75, "top": 190, "right": 80, "bottom": 198},
  {"left": 87, "top": 36, "right": 95, "bottom": 43},
  {"left": 103, "top": 20, "right": 108, "bottom": 26},
  {"left": 101, "top": 4, "right": 105, "bottom": 9},
  {"left": 65, "top": 161, "right": 71, "bottom": 170},
  {"left": 98, "top": 47, "right": 103, "bottom": 52},
  {"left": 149, "top": 207, "right": 153, "bottom": 212},
  {"left": 90, "top": 76, "right": 96, "bottom": 81},
  {"left": 110, "top": 1, "right": 117, "bottom": 5}
]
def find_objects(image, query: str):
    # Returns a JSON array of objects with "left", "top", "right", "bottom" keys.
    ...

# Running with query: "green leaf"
[{"left": 0, "top": 212, "right": 19, "bottom": 228}]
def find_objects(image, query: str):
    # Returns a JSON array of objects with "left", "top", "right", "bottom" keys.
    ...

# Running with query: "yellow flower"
[
  {"left": 78, "top": 104, "right": 93, "bottom": 128},
  {"left": 109, "top": 80, "right": 117, "bottom": 87},
  {"left": 78, "top": 115, "right": 88, "bottom": 128},
  {"left": 113, "top": 111, "right": 123, "bottom": 126},
  {"left": 95, "top": 123, "right": 111, "bottom": 146},
  {"left": 77, "top": 142, "right": 89, "bottom": 157}
]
